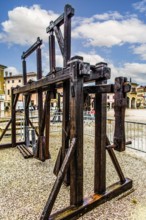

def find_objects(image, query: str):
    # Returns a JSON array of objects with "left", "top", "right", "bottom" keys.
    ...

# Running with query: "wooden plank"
[
  {"left": 106, "top": 136, "right": 126, "bottom": 183},
  {"left": 17, "top": 145, "right": 33, "bottom": 159},
  {"left": 83, "top": 84, "right": 131, "bottom": 94},
  {"left": 37, "top": 46, "right": 43, "bottom": 137},
  {"left": 41, "top": 138, "right": 76, "bottom": 220},
  {"left": 114, "top": 77, "right": 127, "bottom": 152},
  {"left": 61, "top": 81, "right": 70, "bottom": 185},
  {"left": 54, "top": 26, "right": 64, "bottom": 56},
  {"left": 21, "top": 37, "right": 42, "bottom": 59},
  {"left": 94, "top": 80, "right": 107, "bottom": 194},
  {"left": 84, "top": 84, "right": 113, "bottom": 94},
  {"left": 49, "top": 178, "right": 132, "bottom": 220},
  {"left": 46, "top": 5, "right": 74, "bottom": 33},
  {"left": 84, "top": 62, "right": 111, "bottom": 82},
  {"left": 0, "top": 142, "right": 25, "bottom": 149},
  {"left": 0, "top": 143, "right": 13, "bottom": 148},
  {"left": 49, "top": 32, "right": 56, "bottom": 71},
  {"left": 64, "top": 4, "right": 72, "bottom": 67},
  {"left": 69, "top": 59, "right": 84, "bottom": 206},
  {"left": 22, "top": 59, "right": 27, "bottom": 85},
  {"left": 11, "top": 89, "right": 16, "bottom": 147},
  {"left": 45, "top": 91, "right": 51, "bottom": 159},
  {"left": 13, "top": 68, "right": 70, "bottom": 94}
]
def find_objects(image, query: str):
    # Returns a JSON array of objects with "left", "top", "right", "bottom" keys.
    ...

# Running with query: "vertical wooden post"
[
  {"left": 94, "top": 79, "right": 107, "bottom": 194},
  {"left": 64, "top": 4, "right": 72, "bottom": 67},
  {"left": 11, "top": 88, "right": 16, "bottom": 147},
  {"left": 114, "top": 77, "right": 127, "bottom": 152},
  {"left": 22, "top": 59, "right": 27, "bottom": 85},
  {"left": 37, "top": 46, "right": 43, "bottom": 135},
  {"left": 70, "top": 58, "right": 84, "bottom": 206},
  {"left": 61, "top": 4, "right": 73, "bottom": 184},
  {"left": 22, "top": 58, "right": 30, "bottom": 146},
  {"left": 49, "top": 31, "right": 56, "bottom": 71},
  {"left": 45, "top": 90, "right": 51, "bottom": 159},
  {"left": 47, "top": 31, "right": 56, "bottom": 158}
]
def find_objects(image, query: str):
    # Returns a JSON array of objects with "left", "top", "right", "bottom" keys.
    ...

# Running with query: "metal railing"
[
  {"left": 1, "top": 111, "right": 146, "bottom": 153},
  {"left": 84, "top": 117, "right": 146, "bottom": 153},
  {"left": 49, "top": 112, "right": 146, "bottom": 153}
]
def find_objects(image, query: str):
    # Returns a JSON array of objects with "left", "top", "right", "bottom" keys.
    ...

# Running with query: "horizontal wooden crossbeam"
[
  {"left": 49, "top": 178, "right": 132, "bottom": 220},
  {"left": 0, "top": 142, "right": 25, "bottom": 149},
  {"left": 46, "top": 5, "right": 74, "bottom": 33},
  {"left": 13, "top": 68, "right": 70, "bottom": 94},
  {"left": 84, "top": 84, "right": 131, "bottom": 94},
  {"left": 21, "top": 37, "right": 42, "bottom": 59}
]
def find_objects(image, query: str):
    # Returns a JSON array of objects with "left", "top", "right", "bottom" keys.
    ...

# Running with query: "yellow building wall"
[{"left": 0, "top": 66, "right": 5, "bottom": 95}]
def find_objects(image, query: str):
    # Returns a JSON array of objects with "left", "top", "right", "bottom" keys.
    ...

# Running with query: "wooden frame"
[{"left": 0, "top": 4, "right": 133, "bottom": 220}]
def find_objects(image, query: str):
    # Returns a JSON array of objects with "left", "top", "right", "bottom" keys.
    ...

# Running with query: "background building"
[
  {"left": 0, "top": 64, "right": 7, "bottom": 111},
  {"left": 4, "top": 71, "right": 37, "bottom": 110}
]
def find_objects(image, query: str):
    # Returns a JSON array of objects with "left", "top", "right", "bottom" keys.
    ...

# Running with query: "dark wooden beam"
[
  {"left": 41, "top": 138, "right": 76, "bottom": 220},
  {"left": 0, "top": 142, "right": 25, "bottom": 149},
  {"left": 22, "top": 59, "right": 27, "bottom": 85},
  {"left": 70, "top": 58, "right": 84, "bottom": 206},
  {"left": 11, "top": 89, "right": 17, "bottom": 147},
  {"left": 46, "top": 5, "right": 74, "bottom": 33},
  {"left": 64, "top": 4, "right": 72, "bottom": 67},
  {"left": 13, "top": 68, "right": 70, "bottom": 94},
  {"left": 54, "top": 26, "right": 64, "bottom": 56},
  {"left": 85, "top": 62, "right": 111, "bottom": 82},
  {"left": 83, "top": 83, "right": 131, "bottom": 94},
  {"left": 21, "top": 37, "right": 42, "bottom": 59},
  {"left": 49, "top": 178, "right": 132, "bottom": 220},
  {"left": 45, "top": 90, "right": 51, "bottom": 159},
  {"left": 49, "top": 32, "right": 56, "bottom": 72},
  {"left": 106, "top": 136, "right": 126, "bottom": 183},
  {"left": 94, "top": 80, "right": 107, "bottom": 194},
  {"left": 0, "top": 119, "right": 12, "bottom": 141},
  {"left": 114, "top": 77, "right": 127, "bottom": 152},
  {"left": 84, "top": 84, "right": 113, "bottom": 94}
]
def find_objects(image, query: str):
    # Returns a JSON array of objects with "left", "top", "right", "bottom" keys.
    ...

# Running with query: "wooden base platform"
[
  {"left": 17, "top": 145, "right": 33, "bottom": 159},
  {"left": 49, "top": 178, "right": 132, "bottom": 220}
]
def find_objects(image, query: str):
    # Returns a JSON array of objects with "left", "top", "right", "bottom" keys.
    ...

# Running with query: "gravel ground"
[{"left": 1, "top": 133, "right": 146, "bottom": 220}]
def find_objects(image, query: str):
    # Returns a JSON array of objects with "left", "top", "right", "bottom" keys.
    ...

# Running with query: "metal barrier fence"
[
  {"left": 1, "top": 111, "right": 146, "bottom": 153},
  {"left": 84, "top": 118, "right": 146, "bottom": 153},
  {"left": 50, "top": 113, "right": 146, "bottom": 153}
]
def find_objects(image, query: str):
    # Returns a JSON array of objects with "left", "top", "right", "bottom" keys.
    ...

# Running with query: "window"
[
  {"left": 8, "top": 80, "right": 10, "bottom": 83},
  {"left": 19, "top": 79, "right": 21, "bottom": 83},
  {"left": 12, "top": 80, "right": 14, "bottom": 83},
  {"left": 8, "top": 89, "right": 10, "bottom": 95}
]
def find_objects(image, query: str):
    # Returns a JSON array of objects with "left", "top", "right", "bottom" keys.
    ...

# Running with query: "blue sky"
[{"left": 1, "top": 0, "right": 146, "bottom": 84}]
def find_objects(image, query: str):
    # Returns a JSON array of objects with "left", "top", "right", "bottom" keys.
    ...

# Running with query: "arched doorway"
[
  {"left": 131, "top": 97, "right": 136, "bottom": 109},
  {"left": 127, "top": 97, "right": 130, "bottom": 108}
]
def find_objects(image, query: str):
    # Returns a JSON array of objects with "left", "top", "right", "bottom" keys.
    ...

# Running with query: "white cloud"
[
  {"left": 74, "top": 51, "right": 105, "bottom": 64},
  {"left": 0, "top": 5, "right": 58, "bottom": 46},
  {"left": 93, "top": 11, "right": 123, "bottom": 20},
  {"left": 117, "top": 62, "right": 146, "bottom": 84},
  {"left": 133, "top": 0, "right": 146, "bottom": 13},
  {"left": 73, "top": 16, "right": 146, "bottom": 47},
  {"left": 132, "top": 44, "right": 146, "bottom": 60}
]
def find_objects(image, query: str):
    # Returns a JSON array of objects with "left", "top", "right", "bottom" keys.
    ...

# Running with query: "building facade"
[
  {"left": 4, "top": 71, "right": 37, "bottom": 110},
  {"left": 0, "top": 64, "right": 7, "bottom": 111}
]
